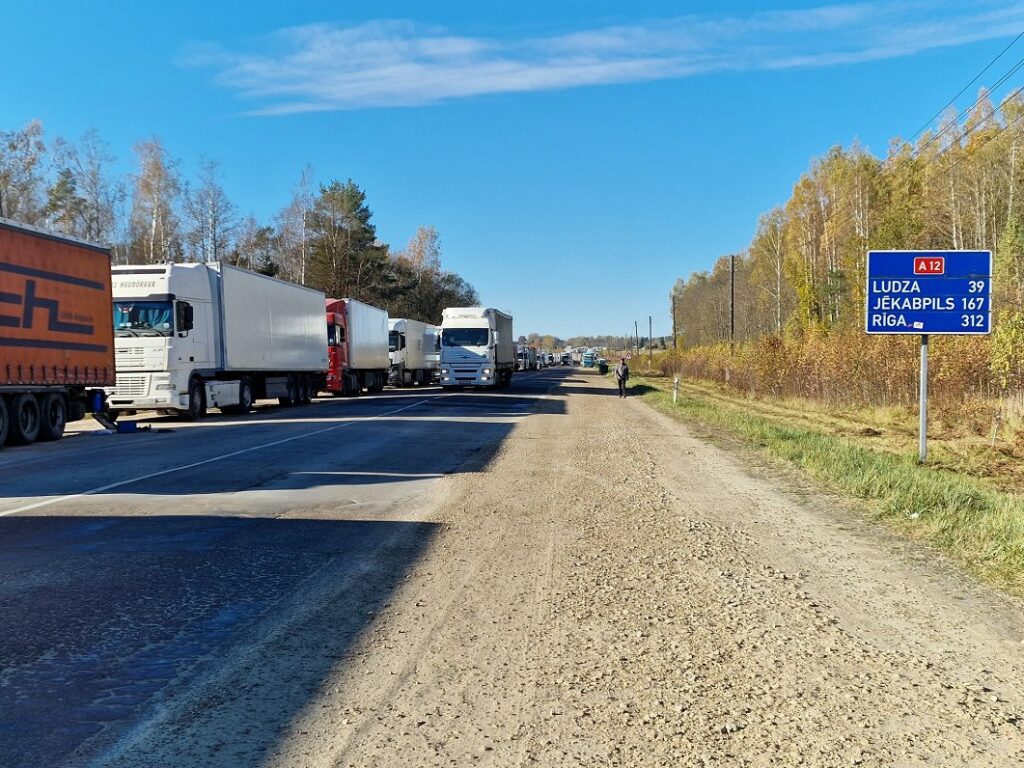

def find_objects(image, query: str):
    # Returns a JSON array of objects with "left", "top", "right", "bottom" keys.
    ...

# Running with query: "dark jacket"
[{"left": 614, "top": 362, "right": 630, "bottom": 381}]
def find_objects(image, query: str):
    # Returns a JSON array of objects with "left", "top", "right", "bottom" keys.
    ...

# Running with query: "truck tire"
[
  {"left": 37, "top": 393, "right": 68, "bottom": 442},
  {"left": 0, "top": 397, "right": 9, "bottom": 448},
  {"left": 344, "top": 372, "right": 360, "bottom": 396},
  {"left": 184, "top": 377, "right": 206, "bottom": 421},
  {"left": 223, "top": 378, "right": 254, "bottom": 415},
  {"left": 278, "top": 375, "right": 299, "bottom": 406},
  {"left": 8, "top": 394, "right": 41, "bottom": 445}
]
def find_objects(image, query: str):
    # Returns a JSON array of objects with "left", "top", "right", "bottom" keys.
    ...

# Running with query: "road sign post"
[
  {"left": 919, "top": 335, "right": 928, "bottom": 462},
  {"left": 866, "top": 250, "right": 992, "bottom": 463}
]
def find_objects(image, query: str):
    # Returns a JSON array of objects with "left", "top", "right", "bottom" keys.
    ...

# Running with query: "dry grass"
[{"left": 627, "top": 374, "right": 1024, "bottom": 596}]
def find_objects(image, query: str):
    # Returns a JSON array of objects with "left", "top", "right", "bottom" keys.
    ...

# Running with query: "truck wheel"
[
  {"left": 344, "top": 372, "right": 359, "bottom": 396},
  {"left": 224, "top": 378, "right": 254, "bottom": 415},
  {"left": 184, "top": 377, "right": 206, "bottom": 421},
  {"left": 37, "top": 393, "right": 68, "bottom": 442},
  {"left": 0, "top": 397, "right": 9, "bottom": 448},
  {"left": 8, "top": 394, "right": 41, "bottom": 445},
  {"left": 278, "top": 375, "right": 298, "bottom": 406}
]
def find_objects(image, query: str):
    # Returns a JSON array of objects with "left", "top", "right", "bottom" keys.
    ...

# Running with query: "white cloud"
[{"left": 180, "top": 2, "right": 1024, "bottom": 114}]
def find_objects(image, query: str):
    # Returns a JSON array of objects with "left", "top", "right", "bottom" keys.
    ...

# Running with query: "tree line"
[
  {"left": 0, "top": 121, "right": 478, "bottom": 324},
  {"left": 670, "top": 87, "right": 1024, "bottom": 397}
]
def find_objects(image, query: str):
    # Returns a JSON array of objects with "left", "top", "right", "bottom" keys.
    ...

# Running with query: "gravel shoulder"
[{"left": 96, "top": 370, "right": 1024, "bottom": 767}]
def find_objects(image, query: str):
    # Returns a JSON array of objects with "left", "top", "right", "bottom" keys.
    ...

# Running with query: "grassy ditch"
[{"left": 629, "top": 375, "right": 1024, "bottom": 595}]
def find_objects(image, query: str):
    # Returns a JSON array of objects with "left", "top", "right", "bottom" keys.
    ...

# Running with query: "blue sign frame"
[{"left": 865, "top": 250, "right": 992, "bottom": 335}]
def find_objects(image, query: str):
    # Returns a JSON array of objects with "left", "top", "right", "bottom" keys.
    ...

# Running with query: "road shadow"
[
  {"left": 0, "top": 515, "right": 437, "bottom": 768},
  {"left": 0, "top": 388, "right": 567, "bottom": 502}
]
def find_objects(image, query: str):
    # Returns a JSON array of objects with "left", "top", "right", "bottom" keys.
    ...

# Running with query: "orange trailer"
[{"left": 0, "top": 218, "right": 114, "bottom": 447}]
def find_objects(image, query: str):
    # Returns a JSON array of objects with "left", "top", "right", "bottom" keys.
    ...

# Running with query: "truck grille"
[
  {"left": 452, "top": 366, "right": 481, "bottom": 382},
  {"left": 114, "top": 374, "right": 148, "bottom": 397},
  {"left": 116, "top": 347, "right": 149, "bottom": 369}
]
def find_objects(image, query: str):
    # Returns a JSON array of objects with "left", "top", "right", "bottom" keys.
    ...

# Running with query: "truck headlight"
[
  {"left": 441, "top": 368, "right": 449, "bottom": 375},
  {"left": 155, "top": 383, "right": 175, "bottom": 391},
  {"left": 482, "top": 368, "right": 492, "bottom": 375}
]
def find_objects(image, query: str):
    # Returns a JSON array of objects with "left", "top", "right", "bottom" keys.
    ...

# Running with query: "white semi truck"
[
  {"left": 440, "top": 307, "right": 514, "bottom": 388},
  {"left": 388, "top": 317, "right": 434, "bottom": 387},
  {"left": 107, "top": 262, "right": 328, "bottom": 419}
]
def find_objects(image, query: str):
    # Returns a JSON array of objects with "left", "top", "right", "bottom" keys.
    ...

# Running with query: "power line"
[
  {"left": 903, "top": 30, "right": 1024, "bottom": 149},
  {"left": 905, "top": 54, "right": 1024, "bottom": 161},
  {"left": 938, "top": 104, "right": 1024, "bottom": 180}
]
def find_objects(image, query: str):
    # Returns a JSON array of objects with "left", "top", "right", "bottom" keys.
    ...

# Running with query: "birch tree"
[
  {"left": 129, "top": 138, "right": 182, "bottom": 263},
  {"left": 184, "top": 158, "right": 236, "bottom": 263},
  {"left": 0, "top": 120, "right": 46, "bottom": 224}
]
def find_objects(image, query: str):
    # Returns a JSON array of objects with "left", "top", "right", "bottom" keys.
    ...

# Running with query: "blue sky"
[{"left": 3, "top": 1, "right": 1024, "bottom": 338}]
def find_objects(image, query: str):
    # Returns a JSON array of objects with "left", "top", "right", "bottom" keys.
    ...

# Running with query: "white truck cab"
[
  {"left": 388, "top": 317, "right": 433, "bottom": 386},
  {"left": 108, "top": 265, "right": 214, "bottom": 414},
  {"left": 440, "top": 307, "right": 514, "bottom": 388}
]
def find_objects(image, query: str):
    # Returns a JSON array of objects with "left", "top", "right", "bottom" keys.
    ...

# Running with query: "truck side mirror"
[{"left": 176, "top": 301, "right": 194, "bottom": 334}]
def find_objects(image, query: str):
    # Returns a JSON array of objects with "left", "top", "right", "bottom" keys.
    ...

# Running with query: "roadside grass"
[{"left": 626, "top": 375, "right": 1024, "bottom": 596}]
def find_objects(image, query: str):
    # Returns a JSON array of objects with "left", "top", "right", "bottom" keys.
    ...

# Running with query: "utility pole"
[
  {"left": 671, "top": 292, "right": 678, "bottom": 350},
  {"left": 648, "top": 315, "right": 653, "bottom": 366},
  {"left": 729, "top": 253, "right": 736, "bottom": 355},
  {"left": 634, "top": 320, "right": 639, "bottom": 357}
]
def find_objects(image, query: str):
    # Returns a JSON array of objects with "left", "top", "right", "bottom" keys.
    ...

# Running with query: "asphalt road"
[{"left": 0, "top": 367, "right": 567, "bottom": 768}]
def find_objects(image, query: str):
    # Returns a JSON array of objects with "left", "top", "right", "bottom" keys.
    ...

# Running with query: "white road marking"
[
  {"left": 290, "top": 471, "right": 445, "bottom": 479},
  {"left": 0, "top": 399, "right": 432, "bottom": 518}
]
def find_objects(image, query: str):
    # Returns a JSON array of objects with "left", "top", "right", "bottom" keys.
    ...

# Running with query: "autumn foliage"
[{"left": 669, "top": 88, "right": 1024, "bottom": 423}]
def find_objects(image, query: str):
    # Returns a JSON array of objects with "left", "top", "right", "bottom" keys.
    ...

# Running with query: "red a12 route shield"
[{"left": 913, "top": 256, "right": 945, "bottom": 275}]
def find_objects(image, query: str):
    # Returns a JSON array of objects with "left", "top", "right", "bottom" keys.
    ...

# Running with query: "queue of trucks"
[{"left": 0, "top": 217, "right": 519, "bottom": 449}]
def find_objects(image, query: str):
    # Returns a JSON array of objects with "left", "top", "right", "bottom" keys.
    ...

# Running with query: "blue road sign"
[{"left": 865, "top": 250, "right": 992, "bottom": 335}]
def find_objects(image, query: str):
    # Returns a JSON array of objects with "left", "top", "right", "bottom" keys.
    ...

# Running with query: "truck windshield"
[
  {"left": 389, "top": 331, "right": 404, "bottom": 352},
  {"left": 442, "top": 328, "right": 489, "bottom": 347},
  {"left": 114, "top": 301, "right": 173, "bottom": 337}
]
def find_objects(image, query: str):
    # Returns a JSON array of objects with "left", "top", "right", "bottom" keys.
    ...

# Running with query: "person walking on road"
[{"left": 615, "top": 358, "right": 630, "bottom": 398}]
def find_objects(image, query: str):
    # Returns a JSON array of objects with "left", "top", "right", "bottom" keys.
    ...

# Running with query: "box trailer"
[
  {"left": 324, "top": 298, "right": 389, "bottom": 396},
  {"left": 106, "top": 262, "right": 327, "bottom": 419},
  {"left": 0, "top": 218, "right": 115, "bottom": 446}
]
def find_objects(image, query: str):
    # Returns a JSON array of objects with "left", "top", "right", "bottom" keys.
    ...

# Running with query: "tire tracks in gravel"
[{"left": 94, "top": 370, "right": 1024, "bottom": 767}]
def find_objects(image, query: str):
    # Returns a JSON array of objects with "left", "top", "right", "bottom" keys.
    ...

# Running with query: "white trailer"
[
  {"left": 388, "top": 318, "right": 434, "bottom": 387},
  {"left": 440, "top": 307, "right": 514, "bottom": 388},
  {"left": 425, "top": 326, "right": 441, "bottom": 382},
  {"left": 107, "top": 262, "right": 328, "bottom": 419}
]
